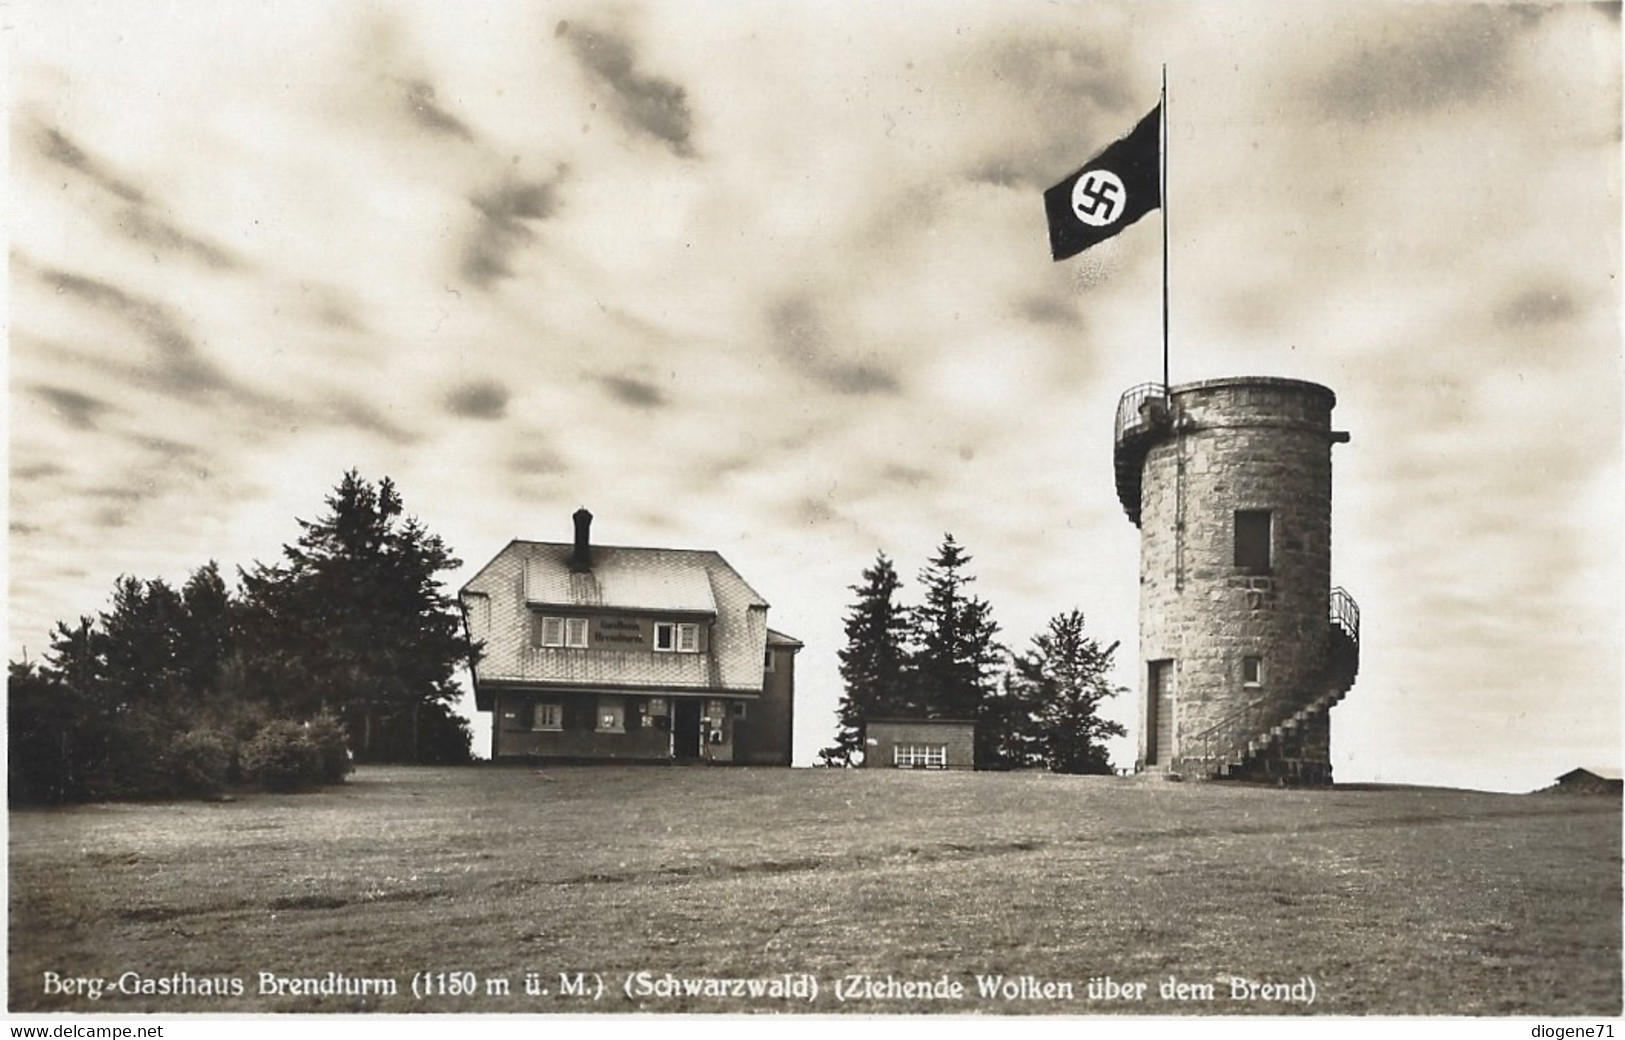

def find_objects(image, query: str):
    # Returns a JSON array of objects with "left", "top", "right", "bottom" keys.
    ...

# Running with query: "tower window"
[
  {"left": 1234, "top": 510, "right": 1273, "bottom": 572},
  {"left": 1242, "top": 656, "right": 1264, "bottom": 688}
]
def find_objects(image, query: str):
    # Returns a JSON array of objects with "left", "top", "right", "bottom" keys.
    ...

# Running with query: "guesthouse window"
[
  {"left": 596, "top": 697, "right": 625, "bottom": 733},
  {"left": 894, "top": 743, "right": 948, "bottom": 769},
  {"left": 538, "top": 615, "right": 589, "bottom": 648},
  {"left": 1234, "top": 510, "right": 1273, "bottom": 572},
  {"left": 533, "top": 700, "right": 563, "bottom": 731},
  {"left": 654, "top": 622, "right": 700, "bottom": 653}
]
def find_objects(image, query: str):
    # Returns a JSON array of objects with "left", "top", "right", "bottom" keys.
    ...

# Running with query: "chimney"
[{"left": 569, "top": 507, "right": 593, "bottom": 572}]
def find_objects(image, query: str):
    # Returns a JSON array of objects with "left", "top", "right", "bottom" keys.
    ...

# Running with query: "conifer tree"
[
  {"left": 909, "top": 535, "right": 1003, "bottom": 764},
  {"left": 238, "top": 470, "right": 472, "bottom": 762},
  {"left": 821, "top": 552, "right": 912, "bottom": 766},
  {"left": 1012, "top": 609, "right": 1127, "bottom": 774}
]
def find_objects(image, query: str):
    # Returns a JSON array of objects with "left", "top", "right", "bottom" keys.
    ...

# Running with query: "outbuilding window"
[{"left": 894, "top": 743, "right": 948, "bottom": 769}]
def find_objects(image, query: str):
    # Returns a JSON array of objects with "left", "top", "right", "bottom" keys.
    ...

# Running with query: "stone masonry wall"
[{"left": 1136, "top": 378, "right": 1337, "bottom": 772}]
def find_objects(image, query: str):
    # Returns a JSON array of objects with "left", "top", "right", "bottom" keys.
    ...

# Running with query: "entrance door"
[
  {"left": 1146, "top": 660, "right": 1174, "bottom": 765},
  {"left": 672, "top": 699, "right": 702, "bottom": 760}
]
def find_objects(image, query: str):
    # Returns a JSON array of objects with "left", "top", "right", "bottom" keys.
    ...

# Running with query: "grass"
[{"left": 8, "top": 765, "right": 1620, "bottom": 1015}]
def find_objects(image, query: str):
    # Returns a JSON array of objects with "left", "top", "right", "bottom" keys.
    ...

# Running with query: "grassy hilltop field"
[{"left": 8, "top": 765, "right": 1620, "bottom": 1015}]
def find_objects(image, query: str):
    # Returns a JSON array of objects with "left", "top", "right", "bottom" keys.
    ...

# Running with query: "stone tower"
[{"left": 1112, "top": 377, "right": 1359, "bottom": 784}]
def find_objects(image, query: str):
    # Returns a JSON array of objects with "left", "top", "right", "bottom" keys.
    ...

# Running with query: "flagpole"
[{"left": 1161, "top": 64, "right": 1170, "bottom": 396}]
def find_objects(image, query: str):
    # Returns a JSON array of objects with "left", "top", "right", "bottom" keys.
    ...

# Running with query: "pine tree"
[
  {"left": 821, "top": 552, "right": 912, "bottom": 766},
  {"left": 910, "top": 535, "right": 1003, "bottom": 765},
  {"left": 1012, "top": 609, "right": 1127, "bottom": 774},
  {"left": 176, "top": 562, "right": 236, "bottom": 701}
]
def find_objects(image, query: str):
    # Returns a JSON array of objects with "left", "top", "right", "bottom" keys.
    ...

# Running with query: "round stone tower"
[{"left": 1112, "top": 377, "right": 1358, "bottom": 785}]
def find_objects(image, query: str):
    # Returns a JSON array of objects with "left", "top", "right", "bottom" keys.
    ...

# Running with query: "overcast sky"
[{"left": 8, "top": 1, "right": 1620, "bottom": 792}]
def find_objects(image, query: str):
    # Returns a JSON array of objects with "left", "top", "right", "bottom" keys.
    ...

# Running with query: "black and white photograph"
[{"left": 6, "top": 0, "right": 1621, "bottom": 1031}]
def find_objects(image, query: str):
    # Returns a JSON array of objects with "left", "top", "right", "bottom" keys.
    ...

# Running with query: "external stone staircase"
[{"left": 1171, "top": 588, "right": 1360, "bottom": 784}]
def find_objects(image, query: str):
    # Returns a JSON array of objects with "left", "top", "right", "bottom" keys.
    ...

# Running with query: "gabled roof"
[
  {"left": 460, "top": 539, "right": 778, "bottom": 709},
  {"left": 767, "top": 628, "right": 804, "bottom": 649},
  {"left": 1558, "top": 766, "right": 1623, "bottom": 782}
]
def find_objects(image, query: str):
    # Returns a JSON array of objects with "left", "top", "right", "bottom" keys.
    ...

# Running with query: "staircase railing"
[
  {"left": 1175, "top": 695, "right": 1269, "bottom": 774},
  {"left": 1174, "top": 587, "right": 1361, "bottom": 777}
]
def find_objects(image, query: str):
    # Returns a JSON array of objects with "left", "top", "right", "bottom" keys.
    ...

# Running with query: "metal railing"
[
  {"left": 1176, "top": 588, "right": 1362, "bottom": 775},
  {"left": 1176, "top": 696, "right": 1269, "bottom": 773},
  {"left": 1330, "top": 586, "right": 1360, "bottom": 646},
  {"left": 1114, "top": 382, "right": 1171, "bottom": 445}
]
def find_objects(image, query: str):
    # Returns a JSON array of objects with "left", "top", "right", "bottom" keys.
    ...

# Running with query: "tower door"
[{"left": 1146, "top": 660, "right": 1175, "bottom": 765}]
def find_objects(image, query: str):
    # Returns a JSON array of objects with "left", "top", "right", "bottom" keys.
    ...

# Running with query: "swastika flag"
[{"left": 1044, "top": 104, "right": 1161, "bottom": 261}]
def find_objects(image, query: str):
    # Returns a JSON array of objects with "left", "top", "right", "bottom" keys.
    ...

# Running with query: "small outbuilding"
[
  {"left": 1546, "top": 767, "right": 1623, "bottom": 796},
  {"left": 862, "top": 718, "right": 976, "bottom": 770}
]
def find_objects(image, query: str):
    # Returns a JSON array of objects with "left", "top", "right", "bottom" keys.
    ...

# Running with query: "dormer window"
[
  {"left": 654, "top": 622, "right": 700, "bottom": 653},
  {"left": 538, "top": 615, "right": 589, "bottom": 648}
]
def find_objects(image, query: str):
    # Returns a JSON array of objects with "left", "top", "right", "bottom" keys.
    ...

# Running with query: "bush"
[
  {"left": 306, "top": 712, "right": 353, "bottom": 784},
  {"left": 240, "top": 720, "right": 321, "bottom": 792},
  {"left": 165, "top": 728, "right": 232, "bottom": 797}
]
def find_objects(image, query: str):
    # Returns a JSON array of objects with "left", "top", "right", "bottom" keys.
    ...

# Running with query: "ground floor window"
[
  {"left": 1242, "top": 655, "right": 1264, "bottom": 688},
  {"left": 596, "top": 696, "right": 625, "bottom": 733},
  {"left": 533, "top": 700, "right": 562, "bottom": 731},
  {"left": 894, "top": 743, "right": 948, "bottom": 769}
]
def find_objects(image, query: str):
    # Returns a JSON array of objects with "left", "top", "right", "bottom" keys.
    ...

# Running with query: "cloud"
[
  {"left": 31, "top": 385, "right": 113, "bottom": 430},
  {"left": 444, "top": 380, "right": 510, "bottom": 419},
  {"left": 462, "top": 172, "right": 565, "bottom": 287},
  {"left": 1015, "top": 293, "right": 1083, "bottom": 329},
  {"left": 766, "top": 296, "right": 902, "bottom": 396},
  {"left": 12, "top": 462, "right": 67, "bottom": 481},
  {"left": 958, "top": 31, "right": 1143, "bottom": 190},
  {"left": 29, "top": 120, "right": 241, "bottom": 270},
  {"left": 113, "top": 208, "right": 241, "bottom": 271},
  {"left": 557, "top": 18, "right": 696, "bottom": 158},
  {"left": 309, "top": 393, "right": 421, "bottom": 446},
  {"left": 1494, "top": 281, "right": 1580, "bottom": 328},
  {"left": 31, "top": 122, "right": 146, "bottom": 202},
  {"left": 507, "top": 445, "right": 568, "bottom": 476},
  {"left": 597, "top": 374, "right": 667, "bottom": 409},
  {"left": 401, "top": 77, "right": 475, "bottom": 139},
  {"left": 1310, "top": 5, "right": 1537, "bottom": 122},
  {"left": 35, "top": 266, "right": 233, "bottom": 398}
]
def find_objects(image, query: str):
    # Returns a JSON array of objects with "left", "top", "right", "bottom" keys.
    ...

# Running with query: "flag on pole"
[{"left": 1044, "top": 104, "right": 1162, "bottom": 261}]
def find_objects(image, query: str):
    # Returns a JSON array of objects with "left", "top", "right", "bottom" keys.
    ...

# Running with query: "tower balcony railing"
[
  {"left": 1329, "top": 586, "right": 1360, "bottom": 646},
  {"left": 1112, "top": 383, "right": 1172, "bottom": 527},
  {"left": 1114, "top": 382, "right": 1172, "bottom": 447}
]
